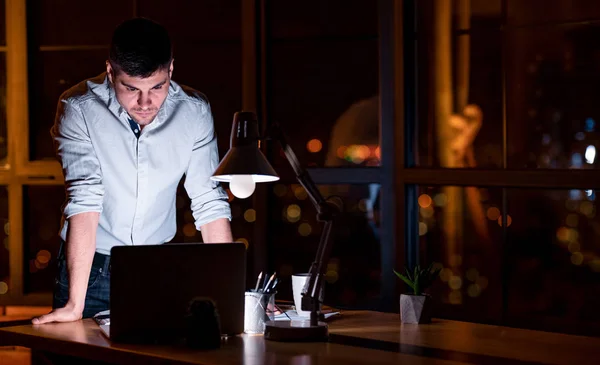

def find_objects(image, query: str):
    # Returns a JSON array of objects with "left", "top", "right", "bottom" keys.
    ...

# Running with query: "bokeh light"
[
  {"left": 486, "top": 207, "right": 501, "bottom": 221},
  {"left": 235, "top": 237, "right": 249, "bottom": 249},
  {"left": 433, "top": 193, "right": 448, "bottom": 207},
  {"left": 440, "top": 268, "right": 452, "bottom": 282},
  {"left": 418, "top": 194, "right": 432, "bottom": 208},
  {"left": 418, "top": 222, "right": 428, "bottom": 236},
  {"left": 244, "top": 209, "right": 256, "bottom": 223},
  {"left": 497, "top": 214, "right": 512, "bottom": 227},
  {"left": 307, "top": 139, "right": 323, "bottom": 153},
  {"left": 285, "top": 204, "right": 301, "bottom": 223},
  {"left": 36, "top": 250, "right": 51, "bottom": 265},
  {"left": 420, "top": 206, "right": 434, "bottom": 218},
  {"left": 325, "top": 270, "right": 339, "bottom": 283},
  {"left": 467, "top": 284, "right": 481, "bottom": 298},
  {"left": 466, "top": 268, "right": 479, "bottom": 282},
  {"left": 294, "top": 186, "right": 308, "bottom": 200},
  {"left": 449, "top": 276, "right": 463, "bottom": 290},
  {"left": 0, "top": 282, "right": 7, "bottom": 295},
  {"left": 298, "top": 223, "right": 312, "bottom": 236}
]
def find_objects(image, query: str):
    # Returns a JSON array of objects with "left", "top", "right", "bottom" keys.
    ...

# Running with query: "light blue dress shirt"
[{"left": 51, "top": 73, "right": 231, "bottom": 255}]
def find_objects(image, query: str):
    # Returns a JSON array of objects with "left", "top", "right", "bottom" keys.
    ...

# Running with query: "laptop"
[{"left": 99, "top": 243, "right": 246, "bottom": 343}]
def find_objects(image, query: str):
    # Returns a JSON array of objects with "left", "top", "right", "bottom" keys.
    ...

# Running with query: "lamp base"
[{"left": 263, "top": 320, "right": 328, "bottom": 342}]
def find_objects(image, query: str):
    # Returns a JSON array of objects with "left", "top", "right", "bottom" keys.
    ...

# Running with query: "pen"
[
  {"left": 254, "top": 272, "right": 263, "bottom": 292},
  {"left": 267, "top": 277, "right": 279, "bottom": 294},
  {"left": 263, "top": 273, "right": 276, "bottom": 293}
]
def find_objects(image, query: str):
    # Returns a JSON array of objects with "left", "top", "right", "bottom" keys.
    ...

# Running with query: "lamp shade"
[{"left": 211, "top": 111, "right": 279, "bottom": 183}]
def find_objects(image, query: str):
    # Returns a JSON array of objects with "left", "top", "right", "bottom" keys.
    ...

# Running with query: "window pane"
[
  {"left": 507, "top": 23, "right": 600, "bottom": 169},
  {"left": 415, "top": 0, "right": 503, "bottom": 168},
  {"left": 506, "top": 0, "right": 600, "bottom": 27},
  {"left": 23, "top": 185, "right": 65, "bottom": 294},
  {"left": 28, "top": 50, "right": 108, "bottom": 161},
  {"left": 268, "top": 183, "right": 381, "bottom": 309},
  {"left": 418, "top": 185, "right": 504, "bottom": 323},
  {"left": 506, "top": 188, "right": 600, "bottom": 335},
  {"left": 0, "top": 53, "right": 6, "bottom": 163},
  {"left": 418, "top": 185, "right": 600, "bottom": 335},
  {"left": 0, "top": 186, "right": 9, "bottom": 297},
  {"left": 26, "top": 0, "right": 133, "bottom": 46},
  {"left": 268, "top": 1, "right": 379, "bottom": 169}
]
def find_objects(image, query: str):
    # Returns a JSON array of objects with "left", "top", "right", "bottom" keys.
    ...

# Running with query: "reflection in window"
[
  {"left": 419, "top": 185, "right": 600, "bottom": 335},
  {"left": 506, "top": 188, "right": 600, "bottom": 335},
  {"left": 268, "top": 1, "right": 379, "bottom": 169},
  {"left": 416, "top": 0, "right": 503, "bottom": 168},
  {"left": 326, "top": 96, "right": 380, "bottom": 167},
  {"left": 507, "top": 23, "right": 600, "bottom": 169},
  {"left": 23, "top": 186, "right": 64, "bottom": 293},
  {"left": 268, "top": 184, "right": 381, "bottom": 310},
  {"left": 418, "top": 185, "right": 503, "bottom": 323}
]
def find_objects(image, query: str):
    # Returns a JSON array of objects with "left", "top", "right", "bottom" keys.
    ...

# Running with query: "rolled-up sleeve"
[
  {"left": 185, "top": 101, "right": 231, "bottom": 230},
  {"left": 51, "top": 98, "right": 104, "bottom": 218}
]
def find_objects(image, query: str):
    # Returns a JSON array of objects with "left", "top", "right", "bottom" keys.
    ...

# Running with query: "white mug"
[{"left": 291, "top": 273, "right": 324, "bottom": 317}]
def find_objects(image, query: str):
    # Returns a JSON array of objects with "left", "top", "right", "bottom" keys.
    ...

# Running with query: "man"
[{"left": 32, "top": 18, "right": 232, "bottom": 324}]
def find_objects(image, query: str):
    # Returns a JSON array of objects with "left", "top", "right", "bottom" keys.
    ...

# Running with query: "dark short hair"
[{"left": 109, "top": 18, "right": 172, "bottom": 78}]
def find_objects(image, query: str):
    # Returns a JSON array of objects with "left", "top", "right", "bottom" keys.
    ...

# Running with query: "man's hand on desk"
[{"left": 31, "top": 302, "right": 83, "bottom": 324}]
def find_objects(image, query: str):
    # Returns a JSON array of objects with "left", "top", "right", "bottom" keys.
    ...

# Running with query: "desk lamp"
[{"left": 211, "top": 111, "right": 338, "bottom": 341}]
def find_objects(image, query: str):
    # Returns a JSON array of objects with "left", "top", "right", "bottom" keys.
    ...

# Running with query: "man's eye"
[
  {"left": 126, "top": 87, "right": 137, "bottom": 92},
  {"left": 153, "top": 85, "right": 163, "bottom": 90}
]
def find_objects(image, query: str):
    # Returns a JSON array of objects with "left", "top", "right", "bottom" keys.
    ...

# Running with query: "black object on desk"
[
  {"left": 109, "top": 243, "right": 246, "bottom": 344},
  {"left": 185, "top": 298, "right": 221, "bottom": 349}
]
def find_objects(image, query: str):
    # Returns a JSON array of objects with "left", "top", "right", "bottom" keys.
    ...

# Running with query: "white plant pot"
[{"left": 400, "top": 294, "right": 433, "bottom": 324}]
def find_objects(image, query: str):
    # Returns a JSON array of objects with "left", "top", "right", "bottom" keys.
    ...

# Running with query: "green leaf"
[
  {"left": 404, "top": 267, "right": 413, "bottom": 281},
  {"left": 394, "top": 269, "right": 415, "bottom": 290}
]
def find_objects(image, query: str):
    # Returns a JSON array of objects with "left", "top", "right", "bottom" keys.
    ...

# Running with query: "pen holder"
[{"left": 244, "top": 291, "right": 276, "bottom": 334}]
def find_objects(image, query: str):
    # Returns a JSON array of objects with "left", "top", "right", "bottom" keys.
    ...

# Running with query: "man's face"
[{"left": 106, "top": 61, "right": 173, "bottom": 127}]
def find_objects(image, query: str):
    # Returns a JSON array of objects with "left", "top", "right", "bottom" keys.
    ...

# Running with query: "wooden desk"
[
  {"left": 328, "top": 311, "right": 600, "bottom": 365},
  {"left": 0, "top": 311, "right": 598, "bottom": 365}
]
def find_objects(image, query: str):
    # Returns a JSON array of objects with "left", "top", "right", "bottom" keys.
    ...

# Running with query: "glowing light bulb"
[
  {"left": 585, "top": 145, "right": 596, "bottom": 164},
  {"left": 229, "top": 175, "right": 255, "bottom": 199}
]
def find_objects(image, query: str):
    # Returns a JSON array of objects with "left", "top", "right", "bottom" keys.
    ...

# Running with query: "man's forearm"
[
  {"left": 200, "top": 218, "right": 233, "bottom": 243},
  {"left": 65, "top": 212, "right": 100, "bottom": 312}
]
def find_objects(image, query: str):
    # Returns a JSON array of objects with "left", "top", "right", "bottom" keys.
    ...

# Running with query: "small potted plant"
[{"left": 394, "top": 263, "right": 441, "bottom": 324}]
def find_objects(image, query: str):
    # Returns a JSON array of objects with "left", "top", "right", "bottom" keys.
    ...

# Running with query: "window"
[
  {"left": 262, "top": 1, "right": 383, "bottom": 310},
  {"left": 408, "top": 0, "right": 600, "bottom": 335}
]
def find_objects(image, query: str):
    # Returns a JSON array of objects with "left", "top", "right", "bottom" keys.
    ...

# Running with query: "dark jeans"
[{"left": 52, "top": 242, "right": 111, "bottom": 318}]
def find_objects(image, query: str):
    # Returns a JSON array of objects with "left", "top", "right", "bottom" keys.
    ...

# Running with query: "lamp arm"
[{"left": 268, "top": 123, "right": 338, "bottom": 326}]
